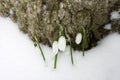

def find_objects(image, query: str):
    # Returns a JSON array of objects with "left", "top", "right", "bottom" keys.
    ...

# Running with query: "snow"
[
  {"left": 104, "top": 24, "right": 112, "bottom": 30},
  {"left": 0, "top": 17, "right": 120, "bottom": 80},
  {"left": 9, "top": 9, "right": 14, "bottom": 15},
  {"left": 111, "top": 11, "right": 120, "bottom": 20}
]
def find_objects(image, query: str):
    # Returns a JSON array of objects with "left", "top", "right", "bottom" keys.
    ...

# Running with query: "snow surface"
[
  {"left": 104, "top": 24, "right": 112, "bottom": 30},
  {"left": 0, "top": 17, "right": 120, "bottom": 80},
  {"left": 111, "top": 11, "right": 120, "bottom": 20}
]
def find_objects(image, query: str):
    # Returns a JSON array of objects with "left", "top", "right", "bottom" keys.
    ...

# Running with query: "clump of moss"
[{"left": 0, "top": 0, "right": 120, "bottom": 50}]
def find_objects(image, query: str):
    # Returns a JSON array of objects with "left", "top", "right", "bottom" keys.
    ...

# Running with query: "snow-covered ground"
[{"left": 0, "top": 17, "right": 120, "bottom": 80}]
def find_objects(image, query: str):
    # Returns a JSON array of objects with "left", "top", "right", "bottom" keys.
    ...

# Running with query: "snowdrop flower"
[
  {"left": 58, "top": 36, "right": 66, "bottom": 51},
  {"left": 52, "top": 41, "right": 58, "bottom": 55},
  {"left": 75, "top": 33, "right": 82, "bottom": 45}
]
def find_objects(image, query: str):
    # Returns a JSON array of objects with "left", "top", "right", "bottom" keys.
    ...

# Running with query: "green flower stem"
[
  {"left": 35, "top": 36, "right": 46, "bottom": 62},
  {"left": 37, "top": 42, "right": 46, "bottom": 61},
  {"left": 54, "top": 53, "right": 58, "bottom": 69},
  {"left": 82, "top": 39, "right": 85, "bottom": 56},
  {"left": 70, "top": 41, "right": 74, "bottom": 65},
  {"left": 82, "top": 27, "right": 86, "bottom": 56}
]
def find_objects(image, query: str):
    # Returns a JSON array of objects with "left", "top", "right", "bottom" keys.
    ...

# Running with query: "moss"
[{"left": 0, "top": 0, "right": 119, "bottom": 50}]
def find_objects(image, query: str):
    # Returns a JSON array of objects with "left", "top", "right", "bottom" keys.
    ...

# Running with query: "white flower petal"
[
  {"left": 52, "top": 41, "right": 58, "bottom": 55},
  {"left": 58, "top": 36, "right": 66, "bottom": 52},
  {"left": 75, "top": 33, "right": 82, "bottom": 45}
]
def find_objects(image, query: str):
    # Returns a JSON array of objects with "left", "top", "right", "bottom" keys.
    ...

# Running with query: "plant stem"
[
  {"left": 35, "top": 36, "right": 46, "bottom": 62},
  {"left": 82, "top": 27, "right": 86, "bottom": 56},
  {"left": 82, "top": 39, "right": 85, "bottom": 56},
  {"left": 54, "top": 54, "right": 58, "bottom": 69},
  {"left": 70, "top": 41, "right": 74, "bottom": 65},
  {"left": 38, "top": 42, "right": 46, "bottom": 61}
]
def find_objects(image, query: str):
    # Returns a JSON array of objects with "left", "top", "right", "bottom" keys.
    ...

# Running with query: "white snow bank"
[
  {"left": 104, "top": 24, "right": 112, "bottom": 30},
  {"left": 0, "top": 17, "right": 120, "bottom": 80},
  {"left": 111, "top": 11, "right": 120, "bottom": 20}
]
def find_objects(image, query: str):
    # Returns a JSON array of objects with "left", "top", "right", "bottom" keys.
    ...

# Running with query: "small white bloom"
[
  {"left": 52, "top": 41, "right": 58, "bottom": 55},
  {"left": 58, "top": 36, "right": 66, "bottom": 52},
  {"left": 75, "top": 33, "right": 82, "bottom": 45}
]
